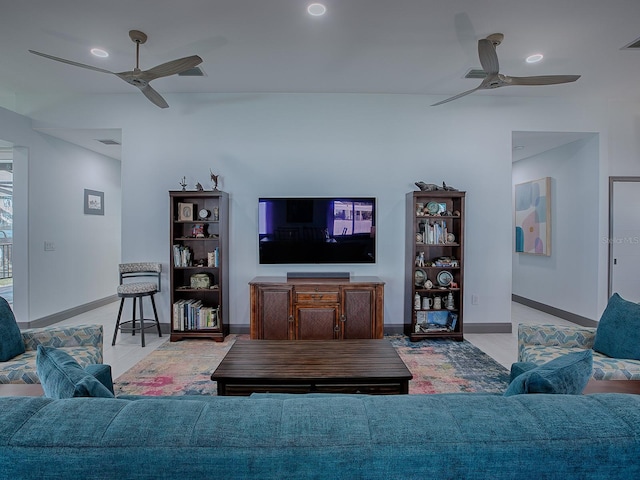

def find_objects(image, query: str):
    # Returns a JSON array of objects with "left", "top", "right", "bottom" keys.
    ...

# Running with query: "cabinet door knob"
[
  {"left": 288, "top": 315, "right": 294, "bottom": 323},
  {"left": 340, "top": 315, "right": 346, "bottom": 323}
]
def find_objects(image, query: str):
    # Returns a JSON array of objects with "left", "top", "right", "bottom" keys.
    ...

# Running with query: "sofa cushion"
[
  {"left": 593, "top": 293, "right": 640, "bottom": 361},
  {"left": 509, "top": 362, "right": 538, "bottom": 382},
  {"left": 36, "top": 346, "right": 114, "bottom": 399},
  {"left": 0, "top": 296, "right": 25, "bottom": 362},
  {"left": 504, "top": 350, "right": 593, "bottom": 396}
]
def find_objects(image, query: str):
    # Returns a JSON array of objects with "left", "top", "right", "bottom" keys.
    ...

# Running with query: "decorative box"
[{"left": 190, "top": 273, "right": 211, "bottom": 289}]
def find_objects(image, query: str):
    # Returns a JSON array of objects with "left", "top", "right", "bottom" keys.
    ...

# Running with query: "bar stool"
[{"left": 112, "top": 262, "right": 162, "bottom": 347}]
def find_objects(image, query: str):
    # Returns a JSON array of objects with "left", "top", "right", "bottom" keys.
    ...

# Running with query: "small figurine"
[
  {"left": 442, "top": 181, "right": 459, "bottom": 191},
  {"left": 179, "top": 176, "right": 187, "bottom": 191},
  {"left": 415, "top": 181, "right": 442, "bottom": 192},
  {"left": 415, "top": 251, "right": 425, "bottom": 267},
  {"left": 196, "top": 182, "right": 204, "bottom": 191},
  {"left": 210, "top": 169, "right": 219, "bottom": 191}
]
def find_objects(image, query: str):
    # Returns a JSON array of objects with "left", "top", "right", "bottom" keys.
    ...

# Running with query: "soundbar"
[{"left": 286, "top": 272, "right": 350, "bottom": 279}]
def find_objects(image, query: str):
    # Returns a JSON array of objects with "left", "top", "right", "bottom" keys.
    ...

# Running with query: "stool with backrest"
[{"left": 112, "top": 262, "right": 162, "bottom": 347}]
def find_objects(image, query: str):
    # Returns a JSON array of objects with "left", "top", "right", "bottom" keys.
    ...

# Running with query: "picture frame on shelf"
[
  {"left": 84, "top": 189, "right": 104, "bottom": 216},
  {"left": 178, "top": 202, "right": 194, "bottom": 221}
]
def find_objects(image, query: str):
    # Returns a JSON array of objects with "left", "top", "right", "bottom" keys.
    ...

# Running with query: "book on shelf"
[
  {"left": 173, "top": 300, "right": 219, "bottom": 331},
  {"left": 424, "top": 220, "right": 448, "bottom": 245},
  {"left": 173, "top": 245, "right": 192, "bottom": 267}
]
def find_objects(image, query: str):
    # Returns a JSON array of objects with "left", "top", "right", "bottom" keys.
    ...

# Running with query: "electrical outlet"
[
  {"left": 44, "top": 241, "right": 55, "bottom": 251},
  {"left": 471, "top": 294, "right": 479, "bottom": 305}
]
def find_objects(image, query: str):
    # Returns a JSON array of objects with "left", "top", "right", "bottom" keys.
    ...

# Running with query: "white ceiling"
[{"left": 1, "top": 0, "right": 639, "bottom": 160}]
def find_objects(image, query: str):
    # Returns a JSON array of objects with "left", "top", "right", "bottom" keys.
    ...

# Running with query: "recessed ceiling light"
[
  {"left": 525, "top": 54, "right": 543, "bottom": 64},
  {"left": 90, "top": 48, "right": 109, "bottom": 58},
  {"left": 307, "top": 3, "right": 327, "bottom": 16}
]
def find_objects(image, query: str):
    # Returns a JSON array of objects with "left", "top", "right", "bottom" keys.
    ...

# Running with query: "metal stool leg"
[
  {"left": 131, "top": 298, "right": 137, "bottom": 336},
  {"left": 112, "top": 298, "right": 126, "bottom": 346},
  {"left": 139, "top": 296, "right": 146, "bottom": 347},
  {"left": 150, "top": 294, "right": 162, "bottom": 337}
]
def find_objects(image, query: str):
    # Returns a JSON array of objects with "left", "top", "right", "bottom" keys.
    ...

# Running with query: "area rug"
[{"left": 114, "top": 335, "right": 511, "bottom": 396}]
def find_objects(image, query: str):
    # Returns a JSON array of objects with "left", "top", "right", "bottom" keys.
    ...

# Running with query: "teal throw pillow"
[
  {"left": 593, "top": 293, "right": 640, "bottom": 361},
  {"left": 504, "top": 350, "right": 593, "bottom": 397},
  {"left": 0, "top": 296, "right": 25, "bottom": 362},
  {"left": 36, "top": 345, "right": 114, "bottom": 399}
]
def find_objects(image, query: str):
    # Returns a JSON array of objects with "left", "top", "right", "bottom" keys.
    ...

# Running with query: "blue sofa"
[{"left": 1, "top": 392, "right": 639, "bottom": 479}]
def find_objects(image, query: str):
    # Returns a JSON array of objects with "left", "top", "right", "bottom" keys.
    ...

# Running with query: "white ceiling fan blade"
[
  {"left": 431, "top": 86, "right": 481, "bottom": 106},
  {"left": 139, "top": 84, "right": 169, "bottom": 108},
  {"left": 139, "top": 55, "right": 203, "bottom": 82},
  {"left": 478, "top": 39, "right": 499, "bottom": 76},
  {"left": 28, "top": 50, "right": 115, "bottom": 75},
  {"left": 505, "top": 75, "right": 581, "bottom": 86}
]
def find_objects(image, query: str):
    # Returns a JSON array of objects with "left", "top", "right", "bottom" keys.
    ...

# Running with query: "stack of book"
[
  {"left": 173, "top": 245, "right": 192, "bottom": 267},
  {"left": 172, "top": 299, "right": 219, "bottom": 331},
  {"left": 424, "top": 220, "right": 448, "bottom": 245}
]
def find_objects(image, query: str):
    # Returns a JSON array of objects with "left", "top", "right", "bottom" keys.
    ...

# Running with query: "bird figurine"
[
  {"left": 210, "top": 169, "right": 219, "bottom": 191},
  {"left": 195, "top": 182, "right": 204, "bottom": 191}
]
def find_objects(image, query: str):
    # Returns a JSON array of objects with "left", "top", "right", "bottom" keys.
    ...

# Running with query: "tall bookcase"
[
  {"left": 405, "top": 190, "right": 465, "bottom": 341},
  {"left": 169, "top": 190, "right": 229, "bottom": 342}
]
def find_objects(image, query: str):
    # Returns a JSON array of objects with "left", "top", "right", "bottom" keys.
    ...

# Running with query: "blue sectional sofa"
[{"left": 1, "top": 392, "right": 639, "bottom": 479}]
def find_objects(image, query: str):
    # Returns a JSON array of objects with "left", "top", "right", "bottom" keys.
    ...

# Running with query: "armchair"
[
  {"left": 518, "top": 323, "right": 640, "bottom": 380},
  {"left": 0, "top": 324, "right": 103, "bottom": 384}
]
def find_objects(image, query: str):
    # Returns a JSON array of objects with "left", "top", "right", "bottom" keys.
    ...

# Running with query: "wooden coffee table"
[
  {"left": 583, "top": 379, "right": 640, "bottom": 394},
  {"left": 211, "top": 339, "right": 413, "bottom": 396},
  {"left": 0, "top": 384, "right": 44, "bottom": 397}
]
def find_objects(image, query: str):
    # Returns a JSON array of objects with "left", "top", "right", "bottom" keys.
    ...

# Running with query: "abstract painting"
[{"left": 515, "top": 177, "right": 551, "bottom": 255}]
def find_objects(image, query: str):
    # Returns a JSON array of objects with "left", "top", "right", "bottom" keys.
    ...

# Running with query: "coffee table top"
[
  {"left": 583, "top": 379, "right": 640, "bottom": 394},
  {"left": 211, "top": 339, "right": 413, "bottom": 383}
]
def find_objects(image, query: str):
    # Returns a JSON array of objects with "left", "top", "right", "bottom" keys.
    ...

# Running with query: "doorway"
[
  {"left": 0, "top": 144, "right": 12, "bottom": 306},
  {"left": 608, "top": 177, "right": 640, "bottom": 302}
]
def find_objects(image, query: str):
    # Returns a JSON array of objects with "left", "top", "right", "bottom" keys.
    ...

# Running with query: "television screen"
[{"left": 258, "top": 197, "right": 376, "bottom": 264}]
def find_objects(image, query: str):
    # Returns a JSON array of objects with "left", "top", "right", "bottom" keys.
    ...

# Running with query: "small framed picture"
[
  {"left": 84, "top": 189, "right": 104, "bottom": 215},
  {"left": 178, "top": 202, "right": 194, "bottom": 221}
]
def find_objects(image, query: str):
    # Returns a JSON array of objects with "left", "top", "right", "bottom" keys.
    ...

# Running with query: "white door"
[{"left": 610, "top": 180, "right": 640, "bottom": 302}]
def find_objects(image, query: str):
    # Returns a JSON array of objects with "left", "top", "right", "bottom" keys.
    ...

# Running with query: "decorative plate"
[
  {"left": 446, "top": 233, "right": 455, "bottom": 243},
  {"left": 426, "top": 201, "right": 440, "bottom": 215},
  {"left": 437, "top": 270, "right": 453, "bottom": 287},
  {"left": 414, "top": 269, "right": 426, "bottom": 287},
  {"left": 416, "top": 233, "right": 423, "bottom": 243}
]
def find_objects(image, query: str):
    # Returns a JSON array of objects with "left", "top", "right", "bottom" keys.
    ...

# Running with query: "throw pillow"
[
  {"left": 0, "top": 296, "right": 25, "bottom": 362},
  {"left": 504, "top": 349, "right": 593, "bottom": 397},
  {"left": 36, "top": 345, "right": 114, "bottom": 399},
  {"left": 593, "top": 292, "right": 640, "bottom": 361}
]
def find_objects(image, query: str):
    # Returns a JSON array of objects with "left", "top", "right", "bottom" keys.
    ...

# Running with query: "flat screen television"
[{"left": 258, "top": 197, "right": 376, "bottom": 264}]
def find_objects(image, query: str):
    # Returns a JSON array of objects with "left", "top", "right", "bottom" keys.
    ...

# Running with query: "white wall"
[
  {"left": 0, "top": 106, "right": 121, "bottom": 322},
  {"left": 10, "top": 92, "right": 640, "bottom": 329},
  {"left": 512, "top": 136, "right": 599, "bottom": 319}
]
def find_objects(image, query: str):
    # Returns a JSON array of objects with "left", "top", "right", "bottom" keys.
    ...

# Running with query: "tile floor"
[{"left": 56, "top": 300, "right": 576, "bottom": 379}]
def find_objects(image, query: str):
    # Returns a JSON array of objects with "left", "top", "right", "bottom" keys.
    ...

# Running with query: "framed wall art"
[
  {"left": 515, "top": 177, "right": 551, "bottom": 255},
  {"left": 84, "top": 189, "right": 104, "bottom": 216}
]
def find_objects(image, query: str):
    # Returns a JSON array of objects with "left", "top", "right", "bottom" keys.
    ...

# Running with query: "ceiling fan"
[
  {"left": 431, "top": 33, "right": 580, "bottom": 106},
  {"left": 29, "top": 30, "right": 203, "bottom": 109}
]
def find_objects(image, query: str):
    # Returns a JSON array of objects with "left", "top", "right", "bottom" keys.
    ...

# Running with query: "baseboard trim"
[
  {"left": 229, "top": 324, "right": 512, "bottom": 336},
  {"left": 511, "top": 294, "right": 597, "bottom": 328},
  {"left": 465, "top": 323, "right": 512, "bottom": 334},
  {"left": 18, "top": 295, "right": 119, "bottom": 329}
]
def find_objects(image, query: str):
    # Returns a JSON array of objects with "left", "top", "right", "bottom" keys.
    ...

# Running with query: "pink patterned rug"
[{"left": 114, "top": 335, "right": 510, "bottom": 396}]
